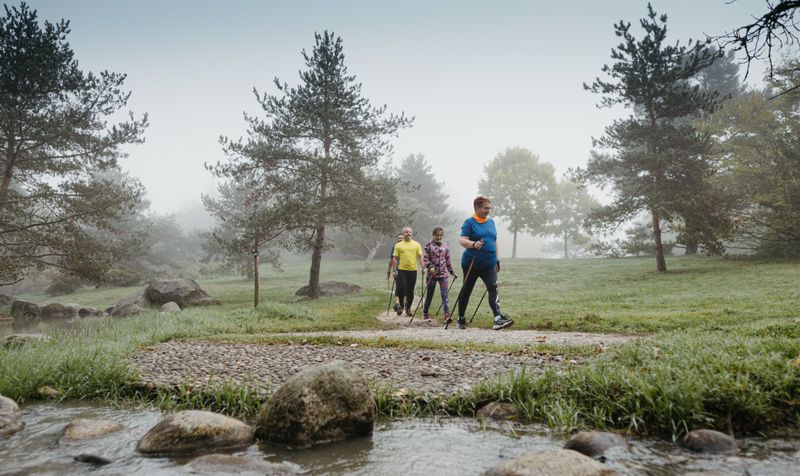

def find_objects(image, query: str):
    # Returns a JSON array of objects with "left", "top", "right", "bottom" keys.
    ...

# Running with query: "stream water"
[{"left": 0, "top": 402, "right": 798, "bottom": 475}]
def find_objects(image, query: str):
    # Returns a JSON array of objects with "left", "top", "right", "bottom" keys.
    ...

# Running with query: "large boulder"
[
  {"left": 681, "top": 429, "right": 738, "bottom": 455},
  {"left": 0, "top": 395, "right": 24, "bottom": 438},
  {"left": 145, "top": 278, "right": 221, "bottom": 308},
  {"left": 256, "top": 360, "right": 375, "bottom": 446},
  {"left": 40, "top": 303, "right": 76, "bottom": 320},
  {"left": 10, "top": 300, "right": 39, "bottom": 319},
  {"left": 61, "top": 418, "right": 126, "bottom": 441},
  {"left": 483, "top": 449, "right": 616, "bottom": 476},
  {"left": 564, "top": 431, "right": 629, "bottom": 457},
  {"left": 3, "top": 333, "right": 50, "bottom": 348},
  {"left": 295, "top": 281, "right": 361, "bottom": 297},
  {"left": 183, "top": 454, "right": 300, "bottom": 475},
  {"left": 111, "top": 290, "right": 151, "bottom": 317},
  {"left": 137, "top": 410, "right": 253, "bottom": 455}
]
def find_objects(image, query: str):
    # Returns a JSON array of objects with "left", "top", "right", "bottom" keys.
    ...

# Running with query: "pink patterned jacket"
[{"left": 423, "top": 240, "right": 455, "bottom": 278}]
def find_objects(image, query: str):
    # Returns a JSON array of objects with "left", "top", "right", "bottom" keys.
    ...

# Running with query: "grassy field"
[{"left": 2, "top": 255, "right": 799, "bottom": 436}]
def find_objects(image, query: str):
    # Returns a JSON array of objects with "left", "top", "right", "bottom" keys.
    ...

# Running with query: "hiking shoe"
[
  {"left": 396, "top": 306, "right": 402, "bottom": 316},
  {"left": 492, "top": 315, "right": 514, "bottom": 330},
  {"left": 423, "top": 312, "right": 431, "bottom": 321},
  {"left": 457, "top": 317, "right": 466, "bottom": 329},
  {"left": 393, "top": 303, "right": 401, "bottom": 313},
  {"left": 405, "top": 309, "right": 413, "bottom": 317}
]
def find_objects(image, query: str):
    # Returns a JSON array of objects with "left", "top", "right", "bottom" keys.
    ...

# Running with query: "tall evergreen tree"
[
  {"left": 214, "top": 31, "right": 411, "bottom": 298},
  {"left": 479, "top": 147, "right": 556, "bottom": 259},
  {"left": 575, "top": 4, "right": 720, "bottom": 272},
  {"left": 0, "top": 3, "right": 148, "bottom": 285}
]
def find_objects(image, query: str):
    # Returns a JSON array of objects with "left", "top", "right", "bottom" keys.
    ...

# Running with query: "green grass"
[{"left": 3, "top": 255, "right": 799, "bottom": 437}]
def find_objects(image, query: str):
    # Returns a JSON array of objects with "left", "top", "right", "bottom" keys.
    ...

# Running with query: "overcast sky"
[{"left": 27, "top": 0, "right": 769, "bottom": 249}]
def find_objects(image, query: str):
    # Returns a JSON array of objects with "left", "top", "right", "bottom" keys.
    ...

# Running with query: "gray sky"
[{"left": 29, "top": 0, "right": 768, "bottom": 246}]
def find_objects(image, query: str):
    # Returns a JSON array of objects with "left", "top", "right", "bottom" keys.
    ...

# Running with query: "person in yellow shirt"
[{"left": 390, "top": 226, "right": 424, "bottom": 316}]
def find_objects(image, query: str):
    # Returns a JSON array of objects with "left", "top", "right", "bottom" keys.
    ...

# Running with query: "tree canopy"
[
  {"left": 478, "top": 147, "right": 555, "bottom": 259},
  {"left": 211, "top": 31, "right": 411, "bottom": 298},
  {"left": 0, "top": 2, "right": 148, "bottom": 285},
  {"left": 575, "top": 3, "right": 721, "bottom": 272}
]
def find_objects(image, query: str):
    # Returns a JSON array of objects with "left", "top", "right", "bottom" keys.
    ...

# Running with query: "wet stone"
[
  {"left": 482, "top": 449, "right": 617, "bottom": 476},
  {"left": 137, "top": 410, "right": 254, "bottom": 455},
  {"left": 62, "top": 418, "right": 126, "bottom": 440},
  {"left": 73, "top": 453, "right": 112, "bottom": 465},
  {"left": 681, "top": 429, "right": 738, "bottom": 455},
  {"left": 3, "top": 333, "right": 50, "bottom": 348},
  {"left": 476, "top": 402, "right": 522, "bottom": 421},
  {"left": 564, "top": 431, "right": 629, "bottom": 457},
  {"left": 0, "top": 395, "right": 24, "bottom": 438}
]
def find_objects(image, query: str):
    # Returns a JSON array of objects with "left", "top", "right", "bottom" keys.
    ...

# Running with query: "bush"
[
  {"left": 46, "top": 275, "right": 81, "bottom": 296},
  {"left": 104, "top": 268, "right": 142, "bottom": 287}
]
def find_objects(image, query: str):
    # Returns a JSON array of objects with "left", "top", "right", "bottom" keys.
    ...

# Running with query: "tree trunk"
[
  {"left": 1, "top": 137, "right": 16, "bottom": 202},
  {"left": 651, "top": 209, "right": 667, "bottom": 272},
  {"left": 512, "top": 230, "right": 518, "bottom": 259},
  {"left": 253, "top": 234, "right": 260, "bottom": 308},
  {"left": 684, "top": 240, "right": 698, "bottom": 255},
  {"left": 363, "top": 237, "right": 386, "bottom": 271},
  {"left": 308, "top": 167, "right": 328, "bottom": 299},
  {"left": 563, "top": 231, "right": 568, "bottom": 260}
]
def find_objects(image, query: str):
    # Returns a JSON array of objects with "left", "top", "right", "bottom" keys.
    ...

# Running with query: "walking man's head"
[
  {"left": 474, "top": 195, "right": 492, "bottom": 218},
  {"left": 396, "top": 233, "right": 403, "bottom": 242},
  {"left": 402, "top": 227, "right": 413, "bottom": 240},
  {"left": 432, "top": 226, "right": 444, "bottom": 243}
]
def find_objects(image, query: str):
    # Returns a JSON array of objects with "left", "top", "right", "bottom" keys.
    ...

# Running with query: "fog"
[{"left": 30, "top": 0, "right": 768, "bottom": 258}]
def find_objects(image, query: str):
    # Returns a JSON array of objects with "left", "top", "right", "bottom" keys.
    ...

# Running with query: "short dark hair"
[
  {"left": 432, "top": 226, "right": 444, "bottom": 235},
  {"left": 473, "top": 195, "right": 491, "bottom": 210}
]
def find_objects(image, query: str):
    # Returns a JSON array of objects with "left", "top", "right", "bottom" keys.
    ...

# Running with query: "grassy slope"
[{"left": 3, "top": 256, "right": 799, "bottom": 435}]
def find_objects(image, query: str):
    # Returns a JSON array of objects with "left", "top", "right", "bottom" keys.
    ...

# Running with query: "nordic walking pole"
[
  {"left": 469, "top": 286, "right": 488, "bottom": 324},
  {"left": 385, "top": 276, "right": 395, "bottom": 316},
  {"left": 434, "top": 275, "right": 458, "bottom": 316},
  {"left": 410, "top": 270, "right": 429, "bottom": 322},
  {"left": 446, "top": 254, "right": 477, "bottom": 329}
]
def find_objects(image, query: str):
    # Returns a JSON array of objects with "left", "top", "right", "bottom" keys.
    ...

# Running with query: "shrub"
[
  {"left": 104, "top": 268, "right": 142, "bottom": 287},
  {"left": 46, "top": 275, "right": 81, "bottom": 296}
]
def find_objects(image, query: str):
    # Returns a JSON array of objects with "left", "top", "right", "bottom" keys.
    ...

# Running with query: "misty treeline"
[{"left": 2, "top": 3, "right": 800, "bottom": 296}]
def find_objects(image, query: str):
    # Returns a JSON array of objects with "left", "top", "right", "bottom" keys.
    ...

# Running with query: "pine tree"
[
  {"left": 214, "top": 31, "right": 411, "bottom": 298},
  {"left": 575, "top": 4, "right": 720, "bottom": 272},
  {"left": 0, "top": 3, "right": 148, "bottom": 285}
]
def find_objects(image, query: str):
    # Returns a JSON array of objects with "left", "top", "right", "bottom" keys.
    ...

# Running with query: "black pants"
[
  {"left": 396, "top": 269, "right": 417, "bottom": 311},
  {"left": 457, "top": 266, "right": 500, "bottom": 318}
]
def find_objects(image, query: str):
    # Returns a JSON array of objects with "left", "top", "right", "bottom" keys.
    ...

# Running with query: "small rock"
[
  {"left": 40, "top": 303, "right": 76, "bottom": 320},
  {"left": 483, "top": 449, "right": 616, "bottom": 476},
  {"left": 111, "top": 290, "right": 150, "bottom": 317},
  {"left": 10, "top": 300, "right": 39, "bottom": 319},
  {"left": 256, "top": 360, "right": 375, "bottom": 446},
  {"left": 37, "top": 386, "right": 60, "bottom": 398},
  {"left": 3, "top": 333, "right": 50, "bottom": 348},
  {"left": 476, "top": 402, "right": 522, "bottom": 421},
  {"left": 73, "top": 454, "right": 112, "bottom": 465},
  {"left": 681, "top": 429, "right": 738, "bottom": 455},
  {"left": 62, "top": 418, "right": 126, "bottom": 440},
  {"left": 137, "top": 410, "right": 254, "bottom": 455},
  {"left": 184, "top": 453, "right": 301, "bottom": 475},
  {"left": 294, "top": 281, "right": 361, "bottom": 297},
  {"left": 159, "top": 302, "right": 181, "bottom": 313},
  {"left": 564, "top": 431, "right": 629, "bottom": 457},
  {"left": 146, "top": 278, "right": 220, "bottom": 308},
  {"left": 0, "top": 395, "right": 25, "bottom": 438},
  {"left": 0, "top": 293, "right": 15, "bottom": 306},
  {"left": 64, "top": 303, "right": 100, "bottom": 318}
]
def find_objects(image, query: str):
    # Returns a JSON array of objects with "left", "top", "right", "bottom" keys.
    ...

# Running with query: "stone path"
[{"left": 130, "top": 309, "right": 637, "bottom": 397}]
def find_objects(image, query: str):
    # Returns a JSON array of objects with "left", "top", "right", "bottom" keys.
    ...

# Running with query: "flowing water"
[{"left": 0, "top": 402, "right": 798, "bottom": 475}]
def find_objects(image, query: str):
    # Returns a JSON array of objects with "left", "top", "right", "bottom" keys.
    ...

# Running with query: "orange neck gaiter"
[{"left": 472, "top": 213, "right": 488, "bottom": 224}]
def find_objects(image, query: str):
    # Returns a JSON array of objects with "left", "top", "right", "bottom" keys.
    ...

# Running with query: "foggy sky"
[{"left": 26, "top": 0, "right": 768, "bottom": 256}]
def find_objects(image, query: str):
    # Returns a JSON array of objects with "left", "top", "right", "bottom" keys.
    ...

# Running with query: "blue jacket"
[{"left": 460, "top": 217, "right": 497, "bottom": 270}]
